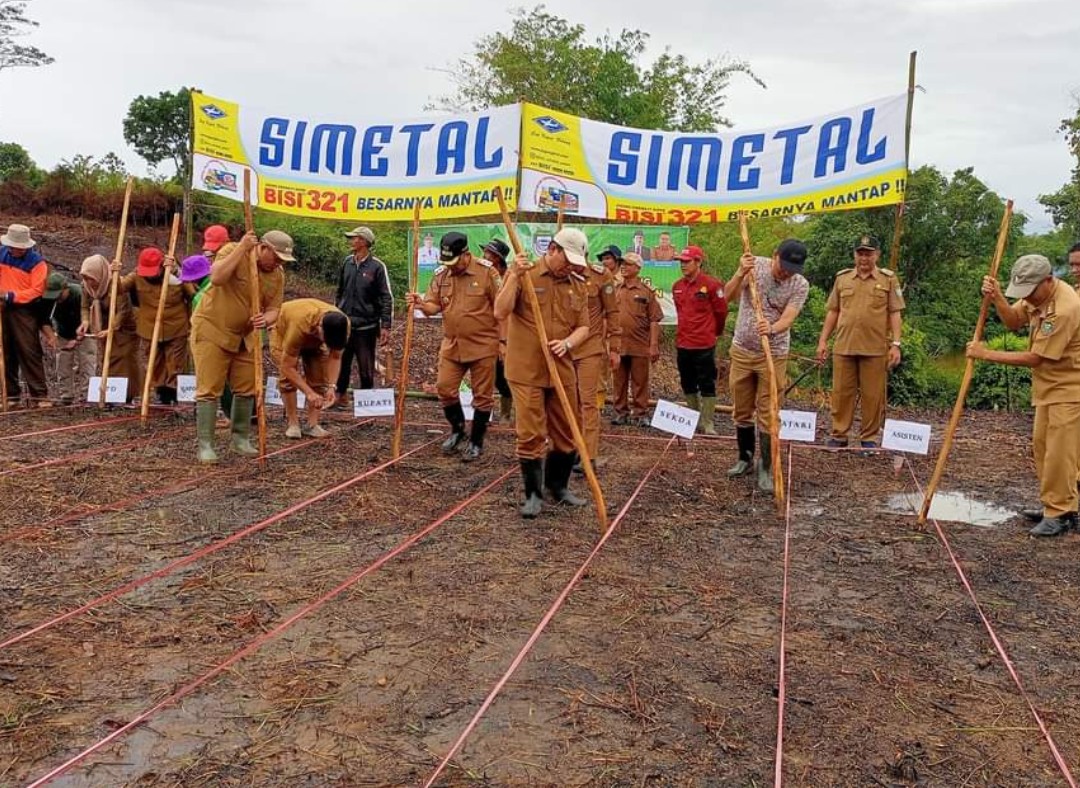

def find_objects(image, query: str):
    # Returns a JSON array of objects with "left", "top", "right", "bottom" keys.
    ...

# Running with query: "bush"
[
  {"left": 887, "top": 323, "right": 958, "bottom": 408},
  {"left": 967, "top": 333, "right": 1032, "bottom": 411}
]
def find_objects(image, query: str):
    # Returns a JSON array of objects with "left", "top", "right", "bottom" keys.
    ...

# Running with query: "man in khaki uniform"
[
  {"left": 969, "top": 255, "right": 1080, "bottom": 537},
  {"left": 118, "top": 247, "right": 194, "bottom": 405},
  {"left": 407, "top": 232, "right": 502, "bottom": 461},
  {"left": 816, "top": 235, "right": 905, "bottom": 448},
  {"left": 270, "top": 298, "right": 349, "bottom": 440},
  {"left": 724, "top": 240, "right": 810, "bottom": 492},
  {"left": 495, "top": 228, "right": 591, "bottom": 518},
  {"left": 479, "top": 238, "right": 513, "bottom": 421},
  {"left": 191, "top": 230, "right": 289, "bottom": 463},
  {"left": 611, "top": 252, "right": 661, "bottom": 426},
  {"left": 571, "top": 249, "right": 621, "bottom": 472}
]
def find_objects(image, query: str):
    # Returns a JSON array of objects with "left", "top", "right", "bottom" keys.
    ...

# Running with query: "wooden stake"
[
  {"left": 99, "top": 177, "right": 135, "bottom": 407},
  {"left": 555, "top": 193, "right": 567, "bottom": 233},
  {"left": 141, "top": 213, "right": 182, "bottom": 423},
  {"left": 495, "top": 186, "right": 608, "bottom": 532},
  {"left": 917, "top": 199, "right": 1013, "bottom": 524},
  {"left": 739, "top": 211, "right": 785, "bottom": 509},
  {"left": 242, "top": 171, "right": 267, "bottom": 464},
  {"left": 391, "top": 201, "right": 422, "bottom": 458}
]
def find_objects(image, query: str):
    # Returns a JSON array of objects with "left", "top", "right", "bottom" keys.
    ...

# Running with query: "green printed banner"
[{"left": 409, "top": 223, "right": 690, "bottom": 323}]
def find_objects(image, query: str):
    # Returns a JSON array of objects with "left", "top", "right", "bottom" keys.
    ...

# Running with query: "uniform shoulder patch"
[
  {"left": 570, "top": 271, "right": 586, "bottom": 283},
  {"left": 880, "top": 268, "right": 895, "bottom": 276},
  {"left": 835, "top": 268, "right": 853, "bottom": 276},
  {"left": 589, "top": 263, "right": 605, "bottom": 274},
  {"left": 478, "top": 259, "right": 493, "bottom": 268}
]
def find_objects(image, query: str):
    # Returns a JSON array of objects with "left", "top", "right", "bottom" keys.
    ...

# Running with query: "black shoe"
[
  {"left": 610, "top": 413, "right": 629, "bottom": 425},
  {"left": 519, "top": 458, "right": 544, "bottom": 518},
  {"left": 1029, "top": 513, "right": 1076, "bottom": 537},
  {"left": 545, "top": 451, "right": 587, "bottom": 506},
  {"left": 826, "top": 438, "right": 848, "bottom": 449},
  {"left": 462, "top": 442, "right": 482, "bottom": 462},
  {"left": 441, "top": 402, "right": 467, "bottom": 454},
  {"left": 1020, "top": 508, "right": 1044, "bottom": 522}
]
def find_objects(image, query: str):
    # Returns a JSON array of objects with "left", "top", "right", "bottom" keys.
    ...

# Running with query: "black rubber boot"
[
  {"left": 462, "top": 410, "right": 490, "bottom": 462},
  {"left": 1020, "top": 508, "right": 1043, "bottom": 521},
  {"left": 727, "top": 425, "right": 756, "bottom": 478},
  {"left": 441, "top": 403, "right": 467, "bottom": 454},
  {"left": 520, "top": 458, "right": 544, "bottom": 518},
  {"left": 546, "top": 451, "right": 587, "bottom": 506},
  {"left": 756, "top": 431, "right": 774, "bottom": 494},
  {"left": 1029, "top": 512, "right": 1076, "bottom": 537}
]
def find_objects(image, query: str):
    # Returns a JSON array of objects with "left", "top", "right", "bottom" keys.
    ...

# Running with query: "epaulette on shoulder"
[
  {"left": 589, "top": 263, "right": 605, "bottom": 274},
  {"left": 835, "top": 268, "right": 853, "bottom": 276},
  {"left": 879, "top": 268, "right": 895, "bottom": 276},
  {"left": 478, "top": 259, "right": 493, "bottom": 268},
  {"left": 570, "top": 270, "right": 586, "bottom": 282}
]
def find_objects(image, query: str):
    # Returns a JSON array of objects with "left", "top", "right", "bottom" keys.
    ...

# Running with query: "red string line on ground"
[
  {"left": 0, "top": 436, "right": 439, "bottom": 651},
  {"left": 774, "top": 445, "right": 795, "bottom": 788},
  {"left": 423, "top": 436, "right": 677, "bottom": 787},
  {"left": 24, "top": 467, "right": 515, "bottom": 788},
  {"left": 0, "top": 419, "right": 377, "bottom": 546},
  {"left": 0, "top": 426, "right": 189, "bottom": 479},
  {"left": 905, "top": 459, "right": 1078, "bottom": 788},
  {"left": 0, "top": 413, "right": 142, "bottom": 442}
]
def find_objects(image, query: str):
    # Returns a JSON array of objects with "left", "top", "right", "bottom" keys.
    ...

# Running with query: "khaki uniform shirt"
[
  {"left": 505, "top": 259, "right": 589, "bottom": 388},
  {"left": 270, "top": 298, "right": 346, "bottom": 357},
  {"left": 120, "top": 272, "right": 194, "bottom": 341},
  {"left": 571, "top": 264, "right": 621, "bottom": 359},
  {"left": 826, "top": 266, "right": 905, "bottom": 356},
  {"left": 424, "top": 258, "right": 502, "bottom": 362},
  {"left": 191, "top": 241, "right": 285, "bottom": 352},
  {"left": 1011, "top": 280, "right": 1080, "bottom": 406},
  {"left": 615, "top": 278, "right": 662, "bottom": 357}
]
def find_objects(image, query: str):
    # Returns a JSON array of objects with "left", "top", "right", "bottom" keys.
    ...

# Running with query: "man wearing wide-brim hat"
[
  {"left": 968, "top": 254, "right": 1080, "bottom": 537},
  {"left": 0, "top": 224, "right": 50, "bottom": 407}
]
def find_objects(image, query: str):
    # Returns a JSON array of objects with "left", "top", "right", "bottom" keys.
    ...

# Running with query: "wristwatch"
[{"left": 890, "top": 341, "right": 902, "bottom": 347}]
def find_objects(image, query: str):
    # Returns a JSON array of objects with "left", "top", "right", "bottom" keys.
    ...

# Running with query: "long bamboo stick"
[
  {"left": 495, "top": 186, "right": 607, "bottom": 532},
  {"left": 0, "top": 301, "right": 7, "bottom": 411},
  {"left": 141, "top": 213, "right": 181, "bottom": 422},
  {"left": 391, "top": 201, "right": 422, "bottom": 458},
  {"left": 738, "top": 212, "right": 785, "bottom": 509},
  {"left": 555, "top": 193, "right": 567, "bottom": 233},
  {"left": 99, "top": 177, "right": 135, "bottom": 407},
  {"left": 242, "top": 171, "right": 267, "bottom": 464},
  {"left": 917, "top": 199, "right": 1013, "bottom": 524}
]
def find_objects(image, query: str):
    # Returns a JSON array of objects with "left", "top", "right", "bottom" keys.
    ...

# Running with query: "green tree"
[
  {"left": 1038, "top": 99, "right": 1080, "bottom": 239},
  {"left": 122, "top": 87, "right": 191, "bottom": 178},
  {"left": 0, "top": 140, "right": 36, "bottom": 182},
  {"left": 0, "top": 0, "right": 52, "bottom": 72},
  {"left": 432, "top": 5, "right": 764, "bottom": 132}
]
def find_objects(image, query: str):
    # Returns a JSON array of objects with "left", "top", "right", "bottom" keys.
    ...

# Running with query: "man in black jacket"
[{"left": 335, "top": 226, "right": 393, "bottom": 404}]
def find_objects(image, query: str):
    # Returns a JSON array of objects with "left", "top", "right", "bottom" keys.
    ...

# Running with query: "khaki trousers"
[
  {"left": 613, "top": 355, "right": 651, "bottom": 418},
  {"left": 509, "top": 379, "right": 579, "bottom": 460},
  {"left": 1033, "top": 401, "right": 1080, "bottom": 518},
  {"left": 574, "top": 353, "right": 605, "bottom": 457},
  {"left": 830, "top": 353, "right": 889, "bottom": 442},
  {"left": 57, "top": 339, "right": 97, "bottom": 401},
  {"left": 436, "top": 354, "right": 496, "bottom": 412},
  {"left": 192, "top": 336, "right": 256, "bottom": 401},
  {"left": 730, "top": 345, "right": 787, "bottom": 431},
  {"left": 141, "top": 336, "right": 190, "bottom": 390}
]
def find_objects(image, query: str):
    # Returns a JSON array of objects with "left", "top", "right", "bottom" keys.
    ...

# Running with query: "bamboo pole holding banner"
[
  {"left": 738, "top": 212, "right": 784, "bottom": 509},
  {"left": 495, "top": 185, "right": 608, "bottom": 533},
  {"left": 242, "top": 171, "right": 268, "bottom": 464},
  {"left": 99, "top": 177, "right": 135, "bottom": 407},
  {"left": 141, "top": 213, "right": 182, "bottom": 423},
  {"left": 917, "top": 200, "right": 1013, "bottom": 525},
  {"left": 391, "top": 201, "right": 422, "bottom": 458}
]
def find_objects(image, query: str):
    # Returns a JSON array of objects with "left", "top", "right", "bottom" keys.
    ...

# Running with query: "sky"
[{"left": 0, "top": 0, "right": 1076, "bottom": 232}]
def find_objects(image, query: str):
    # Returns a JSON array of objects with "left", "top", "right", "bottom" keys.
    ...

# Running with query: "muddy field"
[{"left": 1, "top": 388, "right": 1078, "bottom": 788}]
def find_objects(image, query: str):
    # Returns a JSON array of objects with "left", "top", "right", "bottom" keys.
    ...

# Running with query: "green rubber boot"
[
  {"left": 699, "top": 396, "right": 718, "bottom": 435},
  {"left": 685, "top": 392, "right": 700, "bottom": 411},
  {"left": 757, "top": 432, "right": 774, "bottom": 493},
  {"left": 230, "top": 396, "right": 259, "bottom": 456},
  {"left": 196, "top": 400, "right": 219, "bottom": 464}
]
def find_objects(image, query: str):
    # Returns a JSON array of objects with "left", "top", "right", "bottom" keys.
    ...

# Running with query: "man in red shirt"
[{"left": 672, "top": 245, "right": 728, "bottom": 434}]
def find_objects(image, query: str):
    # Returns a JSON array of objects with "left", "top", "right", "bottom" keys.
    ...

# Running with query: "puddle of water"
[{"left": 881, "top": 491, "right": 1014, "bottom": 527}]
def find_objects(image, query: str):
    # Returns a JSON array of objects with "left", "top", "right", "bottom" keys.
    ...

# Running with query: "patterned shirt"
[{"left": 732, "top": 256, "right": 809, "bottom": 357}]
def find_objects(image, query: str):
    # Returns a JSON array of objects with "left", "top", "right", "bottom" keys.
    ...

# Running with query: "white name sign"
[
  {"left": 778, "top": 409, "right": 817, "bottom": 442},
  {"left": 87, "top": 376, "right": 128, "bottom": 404},
  {"left": 176, "top": 375, "right": 197, "bottom": 403},
  {"left": 265, "top": 376, "right": 305, "bottom": 408},
  {"left": 354, "top": 387, "right": 396, "bottom": 417},
  {"left": 882, "top": 418, "right": 931, "bottom": 455},
  {"left": 651, "top": 398, "right": 699, "bottom": 439}
]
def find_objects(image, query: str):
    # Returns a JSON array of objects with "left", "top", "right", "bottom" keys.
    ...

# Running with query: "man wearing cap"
[
  {"left": 968, "top": 255, "right": 1080, "bottom": 537},
  {"left": 116, "top": 247, "right": 194, "bottom": 405},
  {"left": 724, "top": 240, "right": 810, "bottom": 492},
  {"left": 407, "top": 232, "right": 502, "bottom": 461},
  {"left": 270, "top": 298, "right": 350, "bottom": 440},
  {"left": 190, "top": 230, "right": 288, "bottom": 463},
  {"left": 0, "top": 223, "right": 49, "bottom": 406},
  {"left": 571, "top": 245, "right": 621, "bottom": 471},
  {"left": 816, "top": 235, "right": 905, "bottom": 449},
  {"left": 480, "top": 238, "right": 514, "bottom": 422},
  {"left": 40, "top": 272, "right": 94, "bottom": 405},
  {"left": 672, "top": 244, "right": 728, "bottom": 434},
  {"left": 202, "top": 225, "right": 231, "bottom": 262},
  {"left": 495, "top": 227, "right": 591, "bottom": 518},
  {"left": 612, "top": 252, "right": 662, "bottom": 426},
  {"left": 335, "top": 226, "right": 393, "bottom": 404},
  {"left": 598, "top": 245, "right": 623, "bottom": 281}
]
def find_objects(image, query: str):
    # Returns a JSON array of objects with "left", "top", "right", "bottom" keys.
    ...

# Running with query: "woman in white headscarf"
[{"left": 78, "top": 254, "right": 143, "bottom": 402}]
